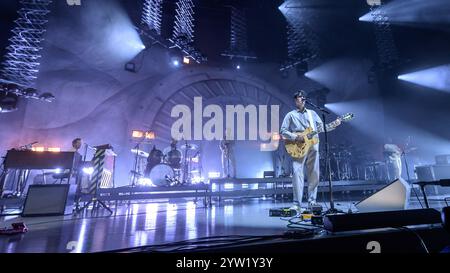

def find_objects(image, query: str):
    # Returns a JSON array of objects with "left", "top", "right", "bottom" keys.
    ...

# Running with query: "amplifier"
[
  {"left": 415, "top": 165, "right": 450, "bottom": 195},
  {"left": 436, "top": 155, "right": 450, "bottom": 165},
  {"left": 22, "top": 184, "right": 77, "bottom": 217},
  {"left": 415, "top": 165, "right": 435, "bottom": 181},
  {"left": 323, "top": 209, "right": 442, "bottom": 232}
]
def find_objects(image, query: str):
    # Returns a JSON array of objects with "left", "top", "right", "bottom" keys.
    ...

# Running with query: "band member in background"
[
  {"left": 145, "top": 146, "right": 163, "bottom": 176},
  {"left": 71, "top": 138, "right": 82, "bottom": 153},
  {"left": 384, "top": 137, "right": 402, "bottom": 180},
  {"left": 220, "top": 128, "right": 236, "bottom": 178},
  {"left": 71, "top": 138, "right": 83, "bottom": 173},
  {"left": 281, "top": 90, "right": 341, "bottom": 212},
  {"left": 163, "top": 139, "right": 182, "bottom": 169}
]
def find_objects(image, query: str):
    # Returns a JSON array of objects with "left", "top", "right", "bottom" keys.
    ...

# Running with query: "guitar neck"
[{"left": 316, "top": 119, "right": 340, "bottom": 134}]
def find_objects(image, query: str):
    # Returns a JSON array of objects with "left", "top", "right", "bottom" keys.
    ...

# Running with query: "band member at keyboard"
[
  {"left": 280, "top": 90, "right": 341, "bottom": 212},
  {"left": 384, "top": 137, "right": 402, "bottom": 180},
  {"left": 220, "top": 128, "right": 236, "bottom": 178},
  {"left": 53, "top": 138, "right": 84, "bottom": 183},
  {"left": 33, "top": 138, "right": 84, "bottom": 185}
]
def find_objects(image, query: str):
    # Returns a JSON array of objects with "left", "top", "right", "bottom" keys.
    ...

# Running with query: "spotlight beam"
[{"left": 398, "top": 65, "right": 450, "bottom": 93}]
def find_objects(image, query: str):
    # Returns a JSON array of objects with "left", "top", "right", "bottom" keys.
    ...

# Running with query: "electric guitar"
[{"left": 284, "top": 113, "right": 355, "bottom": 160}]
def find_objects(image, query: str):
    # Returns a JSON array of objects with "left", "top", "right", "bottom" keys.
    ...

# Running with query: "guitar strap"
[{"left": 306, "top": 109, "right": 316, "bottom": 131}]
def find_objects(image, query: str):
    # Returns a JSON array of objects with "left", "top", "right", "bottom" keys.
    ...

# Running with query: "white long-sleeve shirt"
[{"left": 280, "top": 108, "right": 324, "bottom": 141}]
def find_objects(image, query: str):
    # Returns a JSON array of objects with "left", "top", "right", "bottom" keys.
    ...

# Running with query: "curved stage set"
[{"left": 1, "top": 0, "right": 450, "bottom": 257}]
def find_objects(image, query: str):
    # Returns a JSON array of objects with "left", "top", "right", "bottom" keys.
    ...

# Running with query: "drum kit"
[
  {"left": 319, "top": 141, "right": 419, "bottom": 182},
  {"left": 319, "top": 144, "right": 357, "bottom": 181},
  {"left": 130, "top": 142, "right": 201, "bottom": 187},
  {"left": 321, "top": 143, "right": 387, "bottom": 181}
]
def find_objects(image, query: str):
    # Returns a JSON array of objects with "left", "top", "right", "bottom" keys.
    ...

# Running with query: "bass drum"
[{"left": 148, "top": 164, "right": 174, "bottom": 187}]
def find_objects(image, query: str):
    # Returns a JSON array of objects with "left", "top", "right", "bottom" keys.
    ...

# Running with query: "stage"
[
  {"left": 1, "top": 195, "right": 449, "bottom": 253},
  {"left": 1, "top": 0, "right": 450, "bottom": 258}
]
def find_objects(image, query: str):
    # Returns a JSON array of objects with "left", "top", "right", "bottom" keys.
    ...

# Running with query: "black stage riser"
[
  {"left": 323, "top": 209, "right": 442, "bottom": 232},
  {"left": 186, "top": 226, "right": 450, "bottom": 254}
]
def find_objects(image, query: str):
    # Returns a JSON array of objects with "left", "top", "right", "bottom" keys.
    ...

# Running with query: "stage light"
[
  {"left": 99, "top": 0, "right": 145, "bottom": 62},
  {"left": 191, "top": 157, "right": 199, "bottom": 163},
  {"left": 359, "top": 0, "right": 450, "bottom": 27},
  {"left": 23, "top": 88, "right": 38, "bottom": 98},
  {"left": 208, "top": 172, "right": 221, "bottom": 179},
  {"left": 48, "top": 147, "right": 61, "bottom": 153},
  {"left": 296, "top": 61, "right": 308, "bottom": 77},
  {"left": 183, "top": 57, "right": 191, "bottom": 65},
  {"left": 54, "top": 168, "right": 62, "bottom": 174},
  {"left": 125, "top": 62, "right": 137, "bottom": 73},
  {"left": 39, "top": 93, "right": 55, "bottom": 102},
  {"left": 32, "top": 147, "right": 45, "bottom": 152},
  {"left": 83, "top": 167, "right": 94, "bottom": 175},
  {"left": 132, "top": 130, "right": 144, "bottom": 138},
  {"left": 138, "top": 177, "right": 153, "bottom": 186},
  {"left": 0, "top": 93, "right": 19, "bottom": 113},
  {"left": 191, "top": 176, "right": 205, "bottom": 184},
  {"left": 236, "top": 64, "right": 241, "bottom": 70},
  {"left": 172, "top": 59, "right": 180, "bottom": 67},
  {"left": 398, "top": 65, "right": 450, "bottom": 93},
  {"left": 224, "top": 183, "right": 234, "bottom": 190},
  {"left": 145, "top": 131, "right": 155, "bottom": 140}
]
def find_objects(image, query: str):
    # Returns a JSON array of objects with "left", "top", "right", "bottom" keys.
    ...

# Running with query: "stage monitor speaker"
[
  {"left": 22, "top": 184, "right": 77, "bottom": 217},
  {"left": 356, "top": 178, "right": 410, "bottom": 213},
  {"left": 323, "top": 208, "right": 442, "bottom": 232}
]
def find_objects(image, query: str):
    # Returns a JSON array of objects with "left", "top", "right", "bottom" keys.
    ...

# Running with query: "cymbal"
[
  {"left": 131, "top": 149, "right": 149, "bottom": 157},
  {"left": 180, "top": 144, "right": 199, "bottom": 150}
]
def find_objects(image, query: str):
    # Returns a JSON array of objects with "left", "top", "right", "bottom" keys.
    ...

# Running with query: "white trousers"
[
  {"left": 222, "top": 151, "right": 236, "bottom": 178},
  {"left": 387, "top": 157, "right": 402, "bottom": 180},
  {"left": 292, "top": 145, "right": 320, "bottom": 205}
]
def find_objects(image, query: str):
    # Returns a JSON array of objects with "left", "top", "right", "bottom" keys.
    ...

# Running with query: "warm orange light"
[
  {"left": 145, "top": 131, "right": 155, "bottom": 140},
  {"left": 48, "top": 147, "right": 61, "bottom": 152},
  {"left": 272, "top": 133, "right": 281, "bottom": 141},
  {"left": 32, "top": 147, "right": 45, "bottom": 152},
  {"left": 132, "top": 130, "right": 144, "bottom": 138},
  {"left": 183, "top": 57, "right": 190, "bottom": 64}
]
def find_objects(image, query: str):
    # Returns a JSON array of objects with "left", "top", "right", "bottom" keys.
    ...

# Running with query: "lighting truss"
[
  {"left": 221, "top": 6, "right": 256, "bottom": 61},
  {"left": 280, "top": 8, "right": 319, "bottom": 71},
  {"left": 370, "top": 4, "right": 399, "bottom": 71},
  {"left": 1, "top": 0, "right": 53, "bottom": 88},
  {"left": 142, "top": 0, "right": 163, "bottom": 36},
  {"left": 0, "top": 81, "right": 55, "bottom": 102},
  {"left": 169, "top": 0, "right": 206, "bottom": 63}
]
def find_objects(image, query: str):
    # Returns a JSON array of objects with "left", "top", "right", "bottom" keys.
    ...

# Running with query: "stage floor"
[{"left": 0, "top": 197, "right": 448, "bottom": 253}]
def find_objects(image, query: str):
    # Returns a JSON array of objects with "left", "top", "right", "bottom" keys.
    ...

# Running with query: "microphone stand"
[
  {"left": 305, "top": 101, "right": 342, "bottom": 214},
  {"left": 402, "top": 147, "right": 424, "bottom": 208},
  {"left": 131, "top": 141, "right": 143, "bottom": 187}
]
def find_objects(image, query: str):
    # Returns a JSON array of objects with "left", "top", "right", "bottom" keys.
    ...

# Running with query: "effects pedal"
[
  {"left": 311, "top": 215, "right": 324, "bottom": 226},
  {"left": 269, "top": 208, "right": 297, "bottom": 217},
  {"left": 301, "top": 210, "right": 313, "bottom": 221},
  {"left": 311, "top": 205, "right": 323, "bottom": 215}
]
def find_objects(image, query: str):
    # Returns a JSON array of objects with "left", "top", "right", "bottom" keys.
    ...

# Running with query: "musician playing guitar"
[{"left": 281, "top": 90, "right": 346, "bottom": 212}]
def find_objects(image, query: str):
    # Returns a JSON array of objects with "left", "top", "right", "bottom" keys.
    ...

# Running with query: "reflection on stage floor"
[{"left": 0, "top": 197, "right": 448, "bottom": 253}]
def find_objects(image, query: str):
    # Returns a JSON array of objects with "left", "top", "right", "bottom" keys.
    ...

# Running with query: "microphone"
[{"left": 304, "top": 100, "right": 330, "bottom": 114}]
